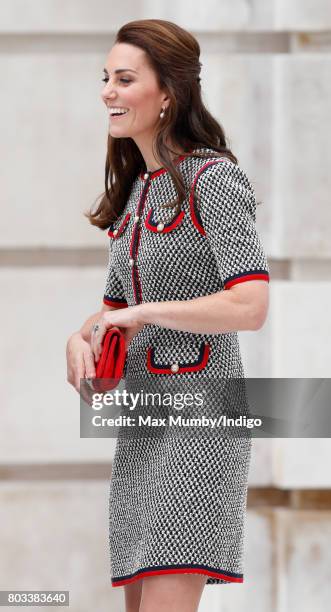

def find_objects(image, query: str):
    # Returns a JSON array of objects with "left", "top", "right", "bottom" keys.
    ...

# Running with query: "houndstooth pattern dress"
[{"left": 102, "top": 147, "right": 270, "bottom": 587}]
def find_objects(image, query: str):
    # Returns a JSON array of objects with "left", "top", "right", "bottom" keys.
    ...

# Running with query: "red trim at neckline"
[{"left": 139, "top": 150, "right": 194, "bottom": 181}]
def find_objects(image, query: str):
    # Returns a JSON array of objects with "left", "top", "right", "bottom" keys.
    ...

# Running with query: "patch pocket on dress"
[
  {"left": 144, "top": 208, "right": 185, "bottom": 234},
  {"left": 146, "top": 342, "right": 210, "bottom": 374},
  {"left": 107, "top": 212, "right": 131, "bottom": 239}
]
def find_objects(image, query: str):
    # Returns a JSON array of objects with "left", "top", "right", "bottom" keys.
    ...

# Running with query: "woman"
[{"left": 66, "top": 18, "right": 270, "bottom": 612}]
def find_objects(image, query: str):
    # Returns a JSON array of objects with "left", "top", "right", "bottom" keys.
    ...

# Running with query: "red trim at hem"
[{"left": 112, "top": 567, "right": 243, "bottom": 587}]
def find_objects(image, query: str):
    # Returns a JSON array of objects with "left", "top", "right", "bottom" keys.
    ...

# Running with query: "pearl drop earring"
[{"left": 160, "top": 107, "right": 165, "bottom": 119}]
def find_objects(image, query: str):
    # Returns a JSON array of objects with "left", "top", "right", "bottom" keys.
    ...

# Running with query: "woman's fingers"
[
  {"left": 73, "top": 352, "right": 95, "bottom": 407},
  {"left": 66, "top": 333, "right": 97, "bottom": 407},
  {"left": 66, "top": 357, "right": 83, "bottom": 392},
  {"left": 91, "top": 319, "right": 107, "bottom": 362},
  {"left": 77, "top": 350, "right": 96, "bottom": 407},
  {"left": 66, "top": 334, "right": 85, "bottom": 391},
  {"left": 91, "top": 316, "right": 119, "bottom": 362},
  {"left": 74, "top": 355, "right": 86, "bottom": 393},
  {"left": 84, "top": 349, "right": 96, "bottom": 379},
  {"left": 79, "top": 378, "right": 95, "bottom": 408}
]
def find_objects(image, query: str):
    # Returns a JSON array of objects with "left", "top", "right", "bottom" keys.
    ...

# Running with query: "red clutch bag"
[{"left": 92, "top": 327, "right": 127, "bottom": 392}]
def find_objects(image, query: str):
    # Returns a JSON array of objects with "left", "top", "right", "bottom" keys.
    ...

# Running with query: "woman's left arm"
[
  {"left": 138, "top": 279, "right": 269, "bottom": 334},
  {"left": 91, "top": 281, "right": 269, "bottom": 361},
  {"left": 91, "top": 280, "right": 269, "bottom": 361}
]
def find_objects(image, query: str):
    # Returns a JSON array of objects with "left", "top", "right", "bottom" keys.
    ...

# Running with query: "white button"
[
  {"left": 143, "top": 173, "right": 149, "bottom": 179},
  {"left": 113, "top": 228, "right": 118, "bottom": 236},
  {"left": 170, "top": 363, "right": 179, "bottom": 373},
  {"left": 134, "top": 215, "right": 140, "bottom": 223},
  {"left": 129, "top": 258, "right": 135, "bottom": 267},
  {"left": 156, "top": 222, "right": 164, "bottom": 232}
]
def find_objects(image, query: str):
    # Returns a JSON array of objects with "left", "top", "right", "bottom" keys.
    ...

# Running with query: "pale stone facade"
[{"left": 1, "top": 2, "right": 330, "bottom": 610}]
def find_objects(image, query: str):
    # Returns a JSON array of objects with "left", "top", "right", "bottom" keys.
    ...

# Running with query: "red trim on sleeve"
[
  {"left": 224, "top": 272, "right": 270, "bottom": 289},
  {"left": 103, "top": 297, "right": 128, "bottom": 308}
]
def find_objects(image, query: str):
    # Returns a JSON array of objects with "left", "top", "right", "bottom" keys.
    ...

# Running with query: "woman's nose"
[{"left": 101, "top": 87, "right": 115, "bottom": 104}]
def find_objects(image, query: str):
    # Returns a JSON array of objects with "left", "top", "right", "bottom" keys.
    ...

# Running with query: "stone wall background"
[{"left": 1, "top": 2, "right": 331, "bottom": 610}]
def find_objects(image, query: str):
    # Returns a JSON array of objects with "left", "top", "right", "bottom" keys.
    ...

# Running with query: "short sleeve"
[
  {"left": 196, "top": 160, "right": 270, "bottom": 289},
  {"left": 103, "top": 245, "right": 128, "bottom": 308}
]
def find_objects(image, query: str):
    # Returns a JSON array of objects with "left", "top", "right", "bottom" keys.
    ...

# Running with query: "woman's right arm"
[{"left": 66, "top": 304, "right": 116, "bottom": 393}]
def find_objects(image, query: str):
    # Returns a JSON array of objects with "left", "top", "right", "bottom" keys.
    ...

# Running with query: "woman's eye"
[{"left": 102, "top": 77, "right": 131, "bottom": 84}]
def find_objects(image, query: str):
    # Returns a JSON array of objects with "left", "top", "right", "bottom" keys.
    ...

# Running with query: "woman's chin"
[{"left": 108, "top": 129, "right": 130, "bottom": 138}]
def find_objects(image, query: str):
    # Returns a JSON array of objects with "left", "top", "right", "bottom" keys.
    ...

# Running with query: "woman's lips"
[{"left": 109, "top": 110, "right": 129, "bottom": 120}]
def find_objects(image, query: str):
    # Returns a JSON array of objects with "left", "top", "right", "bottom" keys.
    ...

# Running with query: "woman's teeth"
[{"left": 109, "top": 107, "right": 129, "bottom": 117}]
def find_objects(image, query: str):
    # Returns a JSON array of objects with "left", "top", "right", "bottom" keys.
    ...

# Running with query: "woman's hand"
[
  {"left": 66, "top": 331, "right": 96, "bottom": 394},
  {"left": 91, "top": 306, "right": 145, "bottom": 363}
]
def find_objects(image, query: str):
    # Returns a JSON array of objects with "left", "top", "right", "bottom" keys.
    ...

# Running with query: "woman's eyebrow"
[{"left": 103, "top": 68, "right": 138, "bottom": 75}]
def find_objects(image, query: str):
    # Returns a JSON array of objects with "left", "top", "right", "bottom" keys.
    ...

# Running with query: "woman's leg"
[
  {"left": 124, "top": 580, "right": 143, "bottom": 612},
  {"left": 139, "top": 573, "right": 208, "bottom": 612}
]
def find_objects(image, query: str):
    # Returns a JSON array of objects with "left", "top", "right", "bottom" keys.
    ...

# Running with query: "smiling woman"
[
  {"left": 98, "top": 39, "right": 196, "bottom": 193},
  {"left": 66, "top": 17, "right": 270, "bottom": 612}
]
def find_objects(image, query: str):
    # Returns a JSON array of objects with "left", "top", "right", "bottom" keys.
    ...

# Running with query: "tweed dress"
[{"left": 102, "top": 147, "right": 270, "bottom": 587}]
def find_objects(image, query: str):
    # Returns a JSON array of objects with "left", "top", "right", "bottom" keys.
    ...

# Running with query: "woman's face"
[{"left": 101, "top": 42, "right": 168, "bottom": 139}]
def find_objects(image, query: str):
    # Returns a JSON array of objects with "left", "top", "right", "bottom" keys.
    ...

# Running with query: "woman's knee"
[
  {"left": 139, "top": 573, "right": 207, "bottom": 612},
  {"left": 124, "top": 579, "right": 143, "bottom": 612}
]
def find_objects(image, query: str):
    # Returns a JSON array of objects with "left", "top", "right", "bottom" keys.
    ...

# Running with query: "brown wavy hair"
[{"left": 85, "top": 19, "right": 239, "bottom": 230}]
